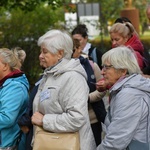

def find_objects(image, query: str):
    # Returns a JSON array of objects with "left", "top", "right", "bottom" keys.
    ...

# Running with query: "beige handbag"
[{"left": 33, "top": 126, "right": 80, "bottom": 150}]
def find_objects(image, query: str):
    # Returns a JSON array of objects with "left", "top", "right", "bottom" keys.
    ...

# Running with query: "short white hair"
[
  {"left": 102, "top": 46, "right": 142, "bottom": 75},
  {"left": 38, "top": 29, "right": 73, "bottom": 59}
]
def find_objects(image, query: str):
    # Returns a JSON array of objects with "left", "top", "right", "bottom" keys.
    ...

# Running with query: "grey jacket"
[
  {"left": 97, "top": 74, "right": 150, "bottom": 150},
  {"left": 33, "top": 58, "right": 96, "bottom": 150}
]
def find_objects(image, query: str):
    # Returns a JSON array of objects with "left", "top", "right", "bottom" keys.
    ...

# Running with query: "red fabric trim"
[{"left": 0, "top": 70, "right": 24, "bottom": 86}]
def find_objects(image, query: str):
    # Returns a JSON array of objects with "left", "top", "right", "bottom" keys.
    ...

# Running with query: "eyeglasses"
[{"left": 101, "top": 65, "right": 114, "bottom": 70}]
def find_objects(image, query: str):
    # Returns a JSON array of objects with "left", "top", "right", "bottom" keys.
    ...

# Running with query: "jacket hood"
[
  {"left": 110, "top": 74, "right": 150, "bottom": 95},
  {"left": 44, "top": 58, "right": 87, "bottom": 80},
  {"left": 15, "top": 74, "right": 29, "bottom": 90}
]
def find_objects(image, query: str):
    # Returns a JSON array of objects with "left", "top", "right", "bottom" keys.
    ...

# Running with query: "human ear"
[
  {"left": 121, "top": 69, "right": 128, "bottom": 75},
  {"left": 57, "top": 50, "right": 64, "bottom": 60}
]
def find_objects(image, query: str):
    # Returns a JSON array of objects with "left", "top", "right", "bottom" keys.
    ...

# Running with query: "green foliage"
[
  {"left": 86, "top": 0, "right": 149, "bottom": 36},
  {"left": 0, "top": 0, "right": 150, "bottom": 88},
  {"left": 0, "top": 4, "right": 64, "bottom": 88},
  {"left": 86, "top": 0, "right": 124, "bottom": 36},
  {"left": 0, "top": 0, "right": 65, "bottom": 11}
]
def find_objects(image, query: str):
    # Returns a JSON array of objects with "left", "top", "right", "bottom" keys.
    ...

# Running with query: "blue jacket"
[{"left": 0, "top": 74, "right": 29, "bottom": 148}]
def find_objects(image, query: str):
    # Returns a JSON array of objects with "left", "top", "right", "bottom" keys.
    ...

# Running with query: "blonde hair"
[
  {"left": 11, "top": 47, "right": 26, "bottom": 65},
  {"left": 0, "top": 48, "right": 23, "bottom": 71},
  {"left": 109, "top": 22, "right": 135, "bottom": 38}
]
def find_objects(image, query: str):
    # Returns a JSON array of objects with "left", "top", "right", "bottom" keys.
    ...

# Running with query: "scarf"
[{"left": 0, "top": 69, "right": 24, "bottom": 86}]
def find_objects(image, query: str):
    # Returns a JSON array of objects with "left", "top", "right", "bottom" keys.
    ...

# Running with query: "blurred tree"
[
  {"left": 134, "top": 0, "right": 148, "bottom": 35},
  {"left": 86, "top": 0, "right": 123, "bottom": 36},
  {"left": 0, "top": 0, "right": 66, "bottom": 11},
  {"left": 0, "top": 3, "right": 64, "bottom": 88},
  {"left": 86, "top": 0, "right": 149, "bottom": 35},
  {"left": 0, "top": 0, "right": 149, "bottom": 87}
]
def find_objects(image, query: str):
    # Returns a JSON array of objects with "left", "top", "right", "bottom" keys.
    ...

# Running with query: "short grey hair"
[
  {"left": 38, "top": 29, "right": 73, "bottom": 59},
  {"left": 102, "top": 46, "right": 142, "bottom": 75}
]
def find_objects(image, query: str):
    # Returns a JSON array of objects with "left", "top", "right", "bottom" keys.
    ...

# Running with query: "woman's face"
[
  {"left": 72, "top": 34, "right": 87, "bottom": 51},
  {"left": 101, "top": 61, "right": 126, "bottom": 86},
  {"left": 39, "top": 46, "right": 61, "bottom": 68},
  {"left": 0, "top": 57, "right": 9, "bottom": 80},
  {"left": 110, "top": 32, "right": 128, "bottom": 47}
]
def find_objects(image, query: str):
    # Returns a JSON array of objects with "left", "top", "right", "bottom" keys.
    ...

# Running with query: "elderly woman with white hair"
[
  {"left": 31, "top": 29, "right": 96, "bottom": 150},
  {"left": 97, "top": 46, "right": 150, "bottom": 150}
]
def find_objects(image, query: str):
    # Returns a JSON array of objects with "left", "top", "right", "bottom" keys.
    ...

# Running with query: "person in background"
[
  {"left": 72, "top": 24, "right": 103, "bottom": 69},
  {"left": 31, "top": 29, "right": 96, "bottom": 150},
  {"left": 96, "top": 21, "right": 145, "bottom": 92},
  {"left": 0, "top": 48, "right": 29, "bottom": 150},
  {"left": 72, "top": 24, "right": 107, "bottom": 142},
  {"left": 72, "top": 39, "right": 106, "bottom": 145},
  {"left": 109, "top": 22, "right": 144, "bottom": 70},
  {"left": 114, "top": 17, "right": 150, "bottom": 75},
  {"left": 97, "top": 46, "right": 150, "bottom": 150}
]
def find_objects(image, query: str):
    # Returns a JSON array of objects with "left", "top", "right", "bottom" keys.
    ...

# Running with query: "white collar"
[{"left": 82, "top": 43, "right": 91, "bottom": 55}]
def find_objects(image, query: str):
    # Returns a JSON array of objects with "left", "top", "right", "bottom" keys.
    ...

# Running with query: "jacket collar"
[{"left": 0, "top": 69, "right": 24, "bottom": 86}]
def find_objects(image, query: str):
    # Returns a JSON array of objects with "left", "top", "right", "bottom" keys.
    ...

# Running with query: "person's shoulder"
[
  {"left": 90, "top": 44, "right": 103, "bottom": 53},
  {"left": 89, "top": 44, "right": 97, "bottom": 51}
]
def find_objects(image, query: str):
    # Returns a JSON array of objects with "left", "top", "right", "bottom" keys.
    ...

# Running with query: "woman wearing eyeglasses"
[{"left": 97, "top": 46, "right": 150, "bottom": 150}]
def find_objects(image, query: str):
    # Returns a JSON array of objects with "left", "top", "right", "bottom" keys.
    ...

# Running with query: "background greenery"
[{"left": 0, "top": 0, "right": 150, "bottom": 89}]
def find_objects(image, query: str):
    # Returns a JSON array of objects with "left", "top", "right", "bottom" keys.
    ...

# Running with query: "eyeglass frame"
[{"left": 101, "top": 64, "right": 114, "bottom": 70}]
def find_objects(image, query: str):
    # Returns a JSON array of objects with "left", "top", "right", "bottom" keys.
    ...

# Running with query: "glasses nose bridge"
[
  {"left": 102, "top": 64, "right": 113, "bottom": 71},
  {"left": 101, "top": 69, "right": 105, "bottom": 75},
  {"left": 101, "top": 65, "right": 107, "bottom": 71}
]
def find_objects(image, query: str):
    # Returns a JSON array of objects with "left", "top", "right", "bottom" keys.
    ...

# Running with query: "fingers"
[
  {"left": 20, "top": 126, "right": 29, "bottom": 133},
  {"left": 31, "top": 112, "right": 43, "bottom": 126}
]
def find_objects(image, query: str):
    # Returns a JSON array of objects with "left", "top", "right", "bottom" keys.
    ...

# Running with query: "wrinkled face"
[
  {"left": 72, "top": 34, "right": 87, "bottom": 51},
  {"left": 110, "top": 32, "right": 128, "bottom": 48},
  {"left": 39, "top": 46, "right": 61, "bottom": 68},
  {"left": 101, "top": 61, "right": 126, "bottom": 86}
]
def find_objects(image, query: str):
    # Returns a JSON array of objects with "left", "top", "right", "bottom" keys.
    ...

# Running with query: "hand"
[
  {"left": 96, "top": 78, "right": 108, "bottom": 92},
  {"left": 142, "top": 74, "right": 150, "bottom": 78},
  {"left": 20, "top": 126, "right": 29, "bottom": 133},
  {"left": 31, "top": 112, "right": 44, "bottom": 126}
]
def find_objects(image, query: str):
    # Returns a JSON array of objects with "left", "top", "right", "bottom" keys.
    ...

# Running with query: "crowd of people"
[{"left": 0, "top": 3, "right": 150, "bottom": 150}]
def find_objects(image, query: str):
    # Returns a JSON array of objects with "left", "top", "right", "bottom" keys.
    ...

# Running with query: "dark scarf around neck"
[{"left": 0, "top": 69, "right": 24, "bottom": 86}]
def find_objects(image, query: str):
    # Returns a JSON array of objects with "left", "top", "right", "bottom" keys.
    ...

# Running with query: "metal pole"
[{"left": 99, "top": 2, "right": 104, "bottom": 50}]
